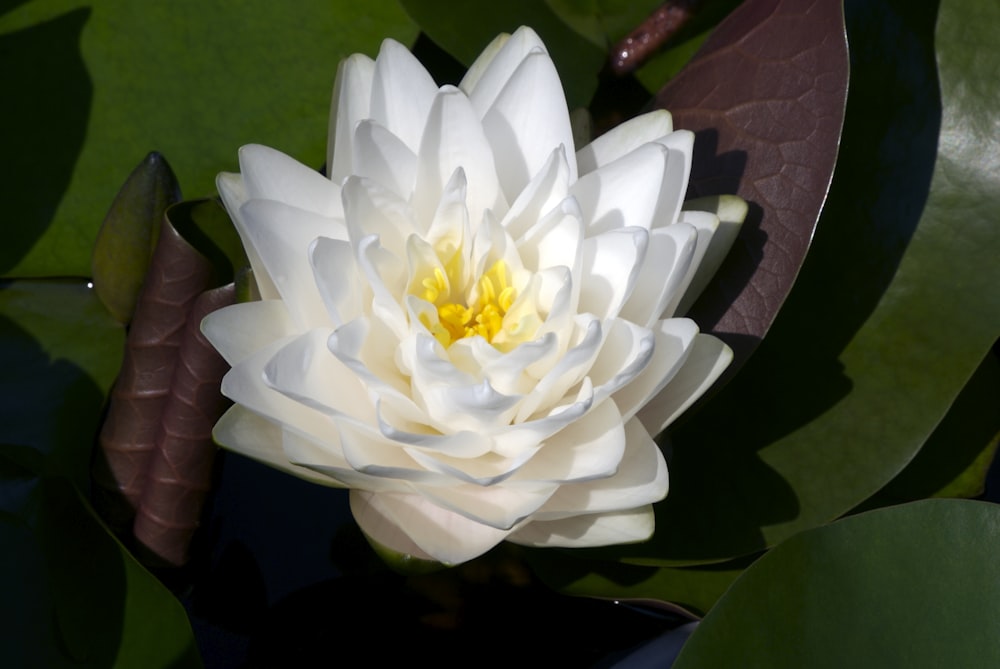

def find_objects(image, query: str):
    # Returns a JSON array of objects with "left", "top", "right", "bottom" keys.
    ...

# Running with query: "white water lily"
[{"left": 203, "top": 27, "right": 744, "bottom": 565}]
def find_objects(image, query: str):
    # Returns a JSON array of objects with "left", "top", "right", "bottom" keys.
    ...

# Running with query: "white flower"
[{"left": 203, "top": 27, "right": 741, "bottom": 565}]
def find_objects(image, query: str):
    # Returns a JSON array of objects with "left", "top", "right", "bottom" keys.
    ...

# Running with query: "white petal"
[
  {"left": 238, "top": 199, "right": 342, "bottom": 330},
  {"left": 309, "top": 236, "right": 364, "bottom": 326},
  {"left": 418, "top": 480, "right": 557, "bottom": 531},
  {"left": 413, "top": 86, "right": 505, "bottom": 228},
  {"left": 578, "top": 227, "right": 648, "bottom": 320},
  {"left": 201, "top": 300, "right": 296, "bottom": 366},
  {"left": 649, "top": 130, "right": 694, "bottom": 231},
  {"left": 500, "top": 146, "right": 571, "bottom": 240},
  {"left": 217, "top": 172, "right": 280, "bottom": 300},
  {"left": 672, "top": 194, "right": 749, "bottom": 316},
  {"left": 589, "top": 318, "right": 656, "bottom": 402},
  {"left": 351, "top": 120, "right": 417, "bottom": 198},
  {"left": 513, "top": 396, "right": 626, "bottom": 482},
  {"left": 482, "top": 51, "right": 577, "bottom": 202},
  {"left": 351, "top": 490, "right": 512, "bottom": 564},
  {"left": 508, "top": 505, "right": 655, "bottom": 548},
  {"left": 213, "top": 406, "right": 340, "bottom": 487},
  {"left": 516, "top": 198, "right": 584, "bottom": 276},
  {"left": 571, "top": 142, "right": 668, "bottom": 235},
  {"left": 618, "top": 222, "right": 697, "bottom": 327},
  {"left": 613, "top": 318, "right": 699, "bottom": 422},
  {"left": 369, "top": 39, "right": 438, "bottom": 154},
  {"left": 462, "top": 26, "right": 546, "bottom": 116},
  {"left": 533, "top": 418, "right": 667, "bottom": 519},
  {"left": 328, "top": 53, "right": 375, "bottom": 183},
  {"left": 238, "top": 144, "right": 342, "bottom": 217},
  {"left": 637, "top": 333, "right": 733, "bottom": 437},
  {"left": 262, "top": 328, "right": 375, "bottom": 423},
  {"left": 661, "top": 210, "right": 719, "bottom": 318},
  {"left": 342, "top": 175, "right": 415, "bottom": 260},
  {"left": 576, "top": 109, "right": 673, "bottom": 175}
]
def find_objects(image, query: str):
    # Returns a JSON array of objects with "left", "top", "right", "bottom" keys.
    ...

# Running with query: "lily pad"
[
  {"left": 619, "top": 0, "right": 1000, "bottom": 565},
  {"left": 0, "top": 0, "right": 416, "bottom": 278},
  {"left": 673, "top": 500, "right": 1000, "bottom": 668}
]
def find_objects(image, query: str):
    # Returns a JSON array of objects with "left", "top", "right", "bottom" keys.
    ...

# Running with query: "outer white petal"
[
  {"left": 571, "top": 142, "right": 669, "bottom": 235},
  {"left": 201, "top": 300, "right": 296, "bottom": 366},
  {"left": 612, "top": 318, "right": 699, "bottom": 422},
  {"left": 237, "top": 199, "right": 340, "bottom": 330},
  {"left": 351, "top": 120, "right": 417, "bottom": 198},
  {"left": 417, "top": 480, "right": 558, "bottom": 531},
  {"left": 512, "top": 397, "right": 626, "bottom": 482},
  {"left": 369, "top": 39, "right": 438, "bottom": 154},
  {"left": 217, "top": 172, "right": 279, "bottom": 300},
  {"left": 618, "top": 222, "right": 697, "bottom": 327},
  {"left": 309, "top": 236, "right": 365, "bottom": 326},
  {"left": 508, "top": 505, "right": 656, "bottom": 548},
  {"left": 673, "top": 194, "right": 749, "bottom": 316},
  {"left": 660, "top": 210, "right": 719, "bottom": 319},
  {"left": 238, "top": 144, "right": 343, "bottom": 218},
  {"left": 576, "top": 109, "right": 673, "bottom": 175},
  {"left": 459, "top": 32, "right": 511, "bottom": 97},
  {"left": 462, "top": 26, "right": 546, "bottom": 116},
  {"left": 213, "top": 406, "right": 340, "bottom": 487},
  {"left": 482, "top": 51, "right": 577, "bottom": 201},
  {"left": 351, "top": 490, "right": 513, "bottom": 565},
  {"left": 578, "top": 227, "right": 648, "bottom": 320},
  {"left": 413, "top": 86, "right": 505, "bottom": 229},
  {"left": 532, "top": 417, "right": 667, "bottom": 519},
  {"left": 637, "top": 333, "right": 733, "bottom": 437},
  {"left": 328, "top": 53, "right": 375, "bottom": 183}
]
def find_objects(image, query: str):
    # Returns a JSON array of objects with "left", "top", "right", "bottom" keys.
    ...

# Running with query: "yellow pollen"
[{"left": 419, "top": 259, "right": 517, "bottom": 348}]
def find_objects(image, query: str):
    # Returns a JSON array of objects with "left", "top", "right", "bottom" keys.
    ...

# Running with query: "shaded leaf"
[
  {"left": 91, "top": 152, "right": 181, "bottom": 324},
  {"left": 92, "top": 219, "right": 215, "bottom": 529},
  {"left": 166, "top": 199, "right": 248, "bottom": 287},
  {"left": 133, "top": 284, "right": 235, "bottom": 567},
  {"left": 673, "top": 500, "right": 1000, "bottom": 668},
  {"left": 0, "top": 281, "right": 124, "bottom": 490},
  {"left": 0, "top": 449, "right": 201, "bottom": 668},
  {"left": 856, "top": 350, "right": 1000, "bottom": 510},
  {"left": 621, "top": 0, "right": 1000, "bottom": 565},
  {"left": 1, "top": 0, "right": 416, "bottom": 277},
  {"left": 653, "top": 0, "right": 849, "bottom": 370}
]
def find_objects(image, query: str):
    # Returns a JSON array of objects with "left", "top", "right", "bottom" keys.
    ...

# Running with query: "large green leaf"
[
  {"left": 0, "top": 281, "right": 124, "bottom": 489},
  {"left": 0, "top": 0, "right": 416, "bottom": 277},
  {"left": 0, "top": 449, "right": 201, "bottom": 668},
  {"left": 611, "top": 0, "right": 1000, "bottom": 565},
  {"left": 673, "top": 500, "right": 1000, "bottom": 668}
]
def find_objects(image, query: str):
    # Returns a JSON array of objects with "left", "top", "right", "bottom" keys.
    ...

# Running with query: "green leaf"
[
  {"left": 398, "top": 0, "right": 606, "bottom": 108},
  {"left": 91, "top": 152, "right": 181, "bottom": 324},
  {"left": 543, "top": 0, "right": 663, "bottom": 48},
  {"left": 614, "top": 0, "right": 1000, "bottom": 565},
  {"left": 0, "top": 449, "right": 201, "bottom": 668},
  {"left": 856, "top": 350, "right": 1000, "bottom": 509},
  {"left": 673, "top": 500, "right": 1000, "bottom": 668},
  {"left": 0, "top": 280, "right": 124, "bottom": 489},
  {"left": 0, "top": 0, "right": 416, "bottom": 277}
]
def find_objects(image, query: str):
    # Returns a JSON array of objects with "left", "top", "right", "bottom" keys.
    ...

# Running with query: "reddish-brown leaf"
[
  {"left": 654, "top": 0, "right": 848, "bottom": 368},
  {"left": 91, "top": 219, "right": 215, "bottom": 529},
  {"left": 133, "top": 284, "right": 235, "bottom": 566}
]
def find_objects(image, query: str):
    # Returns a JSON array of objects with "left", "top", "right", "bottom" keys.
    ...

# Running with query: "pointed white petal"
[
  {"left": 462, "top": 26, "right": 546, "bottom": 116},
  {"left": 201, "top": 300, "right": 296, "bottom": 366},
  {"left": 578, "top": 227, "right": 648, "bottom": 320},
  {"left": 508, "top": 505, "right": 656, "bottom": 548},
  {"left": 673, "top": 194, "right": 749, "bottom": 315},
  {"left": 572, "top": 142, "right": 668, "bottom": 235},
  {"left": 576, "top": 109, "right": 673, "bottom": 175},
  {"left": 217, "top": 172, "right": 280, "bottom": 300},
  {"left": 618, "top": 222, "right": 697, "bottom": 327},
  {"left": 239, "top": 144, "right": 342, "bottom": 217},
  {"left": 613, "top": 318, "right": 699, "bottom": 422},
  {"left": 534, "top": 418, "right": 667, "bottom": 518},
  {"left": 661, "top": 210, "right": 719, "bottom": 318},
  {"left": 328, "top": 53, "right": 375, "bottom": 183},
  {"left": 637, "top": 333, "right": 733, "bottom": 437},
  {"left": 352, "top": 120, "right": 417, "bottom": 198},
  {"left": 483, "top": 51, "right": 577, "bottom": 202},
  {"left": 351, "top": 490, "right": 512, "bottom": 565},
  {"left": 309, "top": 236, "right": 365, "bottom": 326},
  {"left": 500, "top": 146, "right": 571, "bottom": 240},
  {"left": 370, "top": 39, "right": 438, "bottom": 154}
]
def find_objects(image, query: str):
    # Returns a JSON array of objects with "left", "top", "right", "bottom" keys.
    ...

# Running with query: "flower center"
[{"left": 418, "top": 259, "right": 517, "bottom": 349}]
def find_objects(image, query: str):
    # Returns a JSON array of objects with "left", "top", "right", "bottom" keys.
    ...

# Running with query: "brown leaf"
[
  {"left": 91, "top": 219, "right": 215, "bottom": 529},
  {"left": 654, "top": 0, "right": 849, "bottom": 369},
  {"left": 133, "top": 284, "right": 235, "bottom": 567}
]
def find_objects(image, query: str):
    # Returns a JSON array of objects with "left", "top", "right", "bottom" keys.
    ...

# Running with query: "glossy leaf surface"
[{"left": 674, "top": 500, "right": 1000, "bottom": 668}]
